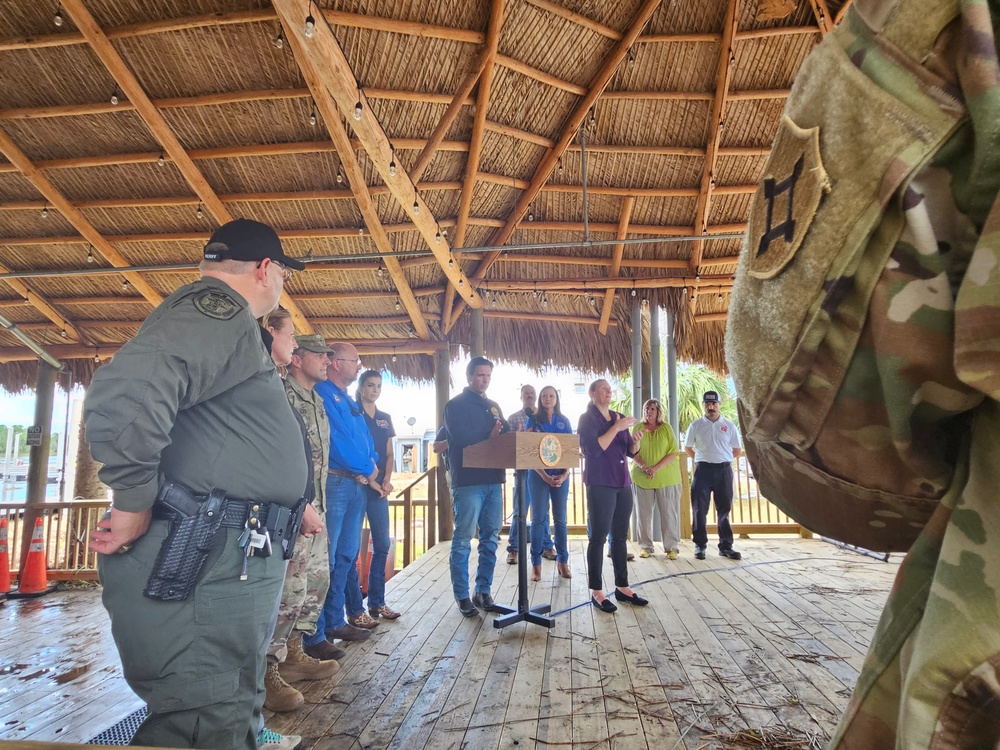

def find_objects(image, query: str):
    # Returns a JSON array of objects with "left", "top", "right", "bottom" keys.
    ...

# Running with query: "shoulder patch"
[{"left": 193, "top": 290, "right": 240, "bottom": 320}]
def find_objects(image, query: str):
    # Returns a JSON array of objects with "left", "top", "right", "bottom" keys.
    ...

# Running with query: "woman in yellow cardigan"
[{"left": 631, "top": 399, "right": 682, "bottom": 559}]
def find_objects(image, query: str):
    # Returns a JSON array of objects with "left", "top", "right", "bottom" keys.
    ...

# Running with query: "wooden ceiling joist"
[
  {"left": 448, "top": 0, "right": 665, "bottom": 332},
  {"left": 484, "top": 310, "right": 619, "bottom": 327},
  {"left": 806, "top": 0, "right": 836, "bottom": 34},
  {"left": 487, "top": 275, "right": 733, "bottom": 292},
  {"left": 0, "top": 126, "right": 161, "bottom": 327},
  {"left": 283, "top": 27, "right": 429, "bottom": 339},
  {"left": 688, "top": 0, "right": 739, "bottom": 280},
  {"left": 271, "top": 0, "right": 482, "bottom": 309},
  {"left": 598, "top": 196, "right": 635, "bottom": 335},
  {"left": 60, "top": 0, "right": 314, "bottom": 331}
]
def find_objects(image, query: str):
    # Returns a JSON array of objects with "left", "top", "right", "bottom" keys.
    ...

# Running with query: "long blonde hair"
[{"left": 641, "top": 399, "right": 665, "bottom": 426}]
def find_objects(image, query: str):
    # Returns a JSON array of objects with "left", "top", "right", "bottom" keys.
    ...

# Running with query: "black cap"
[
  {"left": 702, "top": 390, "right": 720, "bottom": 403},
  {"left": 203, "top": 219, "right": 305, "bottom": 271}
]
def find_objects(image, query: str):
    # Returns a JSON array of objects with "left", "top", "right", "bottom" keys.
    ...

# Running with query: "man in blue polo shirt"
[
  {"left": 444, "top": 357, "right": 510, "bottom": 617},
  {"left": 304, "top": 342, "right": 382, "bottom": 646},
  {"left": 684, "top": 390, "right": 743, "bottom": 561}
]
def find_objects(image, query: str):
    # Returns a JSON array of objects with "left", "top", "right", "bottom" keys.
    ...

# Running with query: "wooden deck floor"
[{"left": 0, "top": 538, "right": 899, "bottom": 749}]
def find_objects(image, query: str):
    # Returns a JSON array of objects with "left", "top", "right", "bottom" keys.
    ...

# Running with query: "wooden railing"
[
  {"left": 383, "top": 467, "right": 436, "bottom": 569},
  {"left": 1, "top": 500, "right": 109, "bottom": 581}
]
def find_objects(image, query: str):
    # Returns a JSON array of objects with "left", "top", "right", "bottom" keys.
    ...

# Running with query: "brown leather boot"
[
  {"left": 279, "top": 636, "right": 340, "bottom": 683},
  {"left": 558, "top": 563, "right": 572, "bottom": 579},
  {"left": 264, "top": 660, "right": 304, "bottom": 713},
  {"left": 531, "top": 565, "right": 542, "bottom": 581}
]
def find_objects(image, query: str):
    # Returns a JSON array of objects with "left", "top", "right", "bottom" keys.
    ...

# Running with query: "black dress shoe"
[
  {"left": 457, "top": 598, "right": 478, "bottom": 617},
  {"left": 694, "top": 546, "right": 706, "bottom": 560},
  {"left": 591, "top": 596, "right": 617, "bottom": 613},
  {"left": 614, "top": 589, "right": 649, "bottom": 606},
  {"left": 471, "top": 591, "right": 496, "bottom": 611},
  {"left": 719, "top": 548, "right": 743, "bottom": 560}
]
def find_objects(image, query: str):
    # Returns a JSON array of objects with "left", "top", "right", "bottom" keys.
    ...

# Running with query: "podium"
[{"left": 464, "top": 430, "right": 581, "bottom": 629}]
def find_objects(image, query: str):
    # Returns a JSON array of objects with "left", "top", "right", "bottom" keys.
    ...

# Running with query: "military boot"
[
  {"left": 264, "top": 659, "right": 303, "bottom": 713},
  {"left": 278, "top": 636, "right": 340, "bottom": 683}
]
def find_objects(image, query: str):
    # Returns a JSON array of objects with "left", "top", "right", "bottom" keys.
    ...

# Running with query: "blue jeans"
[
  {"left": 450, "top": 484, "right": 502, "bottom": 601},
  {"left": 363, "top": 485, "right": 391, "bottom": 609},
  {"left": 507, "top": 471, "right": 553, "bottom": 552},
  {"left": 304, "top": 474, "right": 366, "bottom": 644},
  {"left": 527, "top": 472, "right": 569, "bottom": 565}
]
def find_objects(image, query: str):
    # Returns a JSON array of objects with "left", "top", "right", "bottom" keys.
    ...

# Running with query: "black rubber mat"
[{"left": 87, "top": 706, "right": 147, "bottom": 745}]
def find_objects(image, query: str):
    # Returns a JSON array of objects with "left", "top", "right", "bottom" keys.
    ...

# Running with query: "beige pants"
[{"left": 634, "top": 484, "right": 681, "bottom": 553}]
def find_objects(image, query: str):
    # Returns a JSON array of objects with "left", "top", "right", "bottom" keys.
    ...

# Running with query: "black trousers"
[
  {"left": 586, "top": 484, "right": 632, "bottom": 590},
  {"left": 690, "top": 461, "right": 734, "bottom": 550}
]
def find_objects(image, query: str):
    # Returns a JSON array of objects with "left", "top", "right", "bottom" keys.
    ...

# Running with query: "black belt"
[
  {"left": 697, "top": 461, "right": 732, "bottom": 466},
  {"left": 153, "top": 497, "right": 291, "bottom": 533},
  {"left": 328, "top": 468, "right": 367, "bottom": 484}
]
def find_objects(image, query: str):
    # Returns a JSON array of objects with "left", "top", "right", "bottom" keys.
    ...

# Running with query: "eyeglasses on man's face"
[
  {"left": 257, "top": 259, "right": 293, "bottom": 281},
  {"left": 334, "top": 357, "right": 361, "bottom": 366}
]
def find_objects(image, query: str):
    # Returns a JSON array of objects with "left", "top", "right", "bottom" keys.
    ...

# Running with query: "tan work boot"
[
  {"left": 264, "top": 660, "right": 304, "bottom": 713},
  {"left": 279, "top": 636, "right": 340, "bottom": 682}
]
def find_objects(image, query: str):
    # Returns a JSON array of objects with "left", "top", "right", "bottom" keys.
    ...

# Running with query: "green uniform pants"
[
  {"left": 267, "top": 528, "right": 329, "bottom": 662},
  {"left": 98, "top": 519, "right": 285, "bottom": 750}
]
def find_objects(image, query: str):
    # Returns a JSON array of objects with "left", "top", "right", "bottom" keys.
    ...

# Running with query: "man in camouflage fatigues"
[
  {"left": 726, "top": 0, "right": 1000, "bottom": 746},
  {"left": 264, "top": 334, "right": 342, "bottom": 713}
]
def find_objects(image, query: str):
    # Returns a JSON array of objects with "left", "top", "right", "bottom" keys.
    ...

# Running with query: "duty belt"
[{"left": 153, "top": 496, "right": 294, "bottom": 534}]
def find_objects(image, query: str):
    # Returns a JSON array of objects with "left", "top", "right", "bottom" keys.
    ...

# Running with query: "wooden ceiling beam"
[
  {"left": 834, "top": 0, "right": 855, "bottom": 26},
  {"left": 283, "top": 27, "right": 430, "bottom": 339},
  {"left": 696, "top": 312, "right": 729, "bottom": 323},
  {"left": 0, "top": 257, "right": 85, "bottom": 343},
  {"left": 272, "top": 0, "right": 482, "bottom": 308},
  {"left": 60, "top": 0, "right": 311, "bottom": 332},
  {"left": 525, "top": 0, "right": 622, "bottom": 40},
  {"left": 496, "top": 55, "right": 588, "bottom": 96},
  {"left": 450, "top": 0, "right": 665, "bottom": 331},
  {"left": 689, "top": 0, "right": 739, "bottom": 280},
  {"left": 598, "top": 197, "right": 635, "bottom": 335},
  {"left": 0, "top": 126, "right": 161, "bottom": 331},
  {"left": 444, "top": 0, "right": 506, "bottom": 332},
  {"left": 806, "top": 0, "right": 836, "bottom": 34},
  {"left": 484, "top": 310, "right": 619, "bottom": 327},
  {"left": 0, "top": 8, "right": 482, "bottom": 53},
  {"left": 487, "top": 275, "right": 732, "bottom": 291}
]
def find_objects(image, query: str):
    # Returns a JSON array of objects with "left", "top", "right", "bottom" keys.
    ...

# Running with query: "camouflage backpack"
[{"left": 725, "top": 0, "right": 992, "bottom": 552}]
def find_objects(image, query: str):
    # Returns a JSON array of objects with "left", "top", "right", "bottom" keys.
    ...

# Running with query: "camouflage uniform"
[
  {"left": 726, "top": 0, "right": 1000, "bottom": 746},
  {"left": 267, "top": 372, "right": 331, "bottom": 663}
]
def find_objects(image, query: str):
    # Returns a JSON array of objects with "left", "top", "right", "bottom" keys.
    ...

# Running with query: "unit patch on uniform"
[
  {"left": 748, "top": 116, "right": 830, "bottom": 280},
  {"left": 193, "top": 290, "right": 240, "bottom": 320}
]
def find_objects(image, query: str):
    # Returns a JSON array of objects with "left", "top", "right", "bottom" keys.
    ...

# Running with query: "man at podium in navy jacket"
[{"left": 444, "top": 356, "right": 510, "bottom": 617}]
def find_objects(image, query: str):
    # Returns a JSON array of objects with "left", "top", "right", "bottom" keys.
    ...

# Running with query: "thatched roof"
[{"left": 0, "top": 0, "right": 851, "bottom": 391}]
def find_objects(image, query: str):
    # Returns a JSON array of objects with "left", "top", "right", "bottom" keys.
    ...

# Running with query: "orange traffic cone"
[
  {"left": 11, "top": 516, "right": 54, "bottom": 598},
  {"left": 0, "top": 517, "right": 10, "bottom": 594}
]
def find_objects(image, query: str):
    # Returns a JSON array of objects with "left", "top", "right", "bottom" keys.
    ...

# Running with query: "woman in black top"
[{"left": 356, "top": 370, "right": 401, "bottom": 620}]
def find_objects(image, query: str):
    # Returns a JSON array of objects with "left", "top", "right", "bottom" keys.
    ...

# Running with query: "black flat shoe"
[
  {"left": 591, "top": 596, "right": 617, "bottom": 613},
  {"left": 457, "top": 598, "right": 478, "bottom": 617},
  {"left": 614, "top": 590, "right": 649, "bottom": 606}
]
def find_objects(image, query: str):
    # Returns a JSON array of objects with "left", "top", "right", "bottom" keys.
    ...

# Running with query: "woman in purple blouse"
[{"left": 577, "top": 379, "right": 649, "bottom": 613}]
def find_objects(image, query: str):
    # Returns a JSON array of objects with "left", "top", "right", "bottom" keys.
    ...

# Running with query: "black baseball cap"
[
  {"left": 203, "top": 219, "right": 305, "bottom": 270},
  {"left": 702, "top": 390, "right": 720, "bottom": 403}
]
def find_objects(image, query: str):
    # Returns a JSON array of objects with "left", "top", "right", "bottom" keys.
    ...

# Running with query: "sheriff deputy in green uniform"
[{"left": 85, "top": 219, "right": 314, "bottom": 750}]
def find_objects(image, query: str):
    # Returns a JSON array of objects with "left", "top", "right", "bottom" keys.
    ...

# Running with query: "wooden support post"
[
  {"left": 631, "top": 300, "right": 642, "bottom": 420},
  {"left": 435, "top": 347, "right": 452, "bottom": 542},
  {"left": 20, "top": 361, "right": 57, "bottom": 572},
  {"left": 470, "top": 307, "right": 485, "bottom": 358},
  {"left": 650, "top": 304, "right": 661, "bottom": 403},
  {"left": 666, "top": 309, "right": 678, "bottom": 432}
]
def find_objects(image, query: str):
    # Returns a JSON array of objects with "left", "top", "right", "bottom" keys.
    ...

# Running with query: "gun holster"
[{"left": 144, "top": 482, "right": 227, "bottom": 602}]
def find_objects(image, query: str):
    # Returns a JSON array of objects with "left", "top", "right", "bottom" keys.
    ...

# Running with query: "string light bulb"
[
  {"left": 448, "top": 258, "right": 454, "bottom": 268},
  {"left": 589, "top": 295, "right": 596, "bottom": 306},
  {"left": 542, "top": 293, "right": 548, "bottom": 306},
  {"left": 41, "top": 206, "right": 49, "bottom": 219},
  {"left": 60, "top": 328, "right": 67, "bottom": 338},
  {"left": 392, "top": 353, "right": 397, "bottom": 362},
  {"left": 274, "top": 30, "right": 285, "bottom": 49},
  {"left": 110, "top": 88, "right": 119, "bottom": 106},
  {"left": 412, "top": 199, "right": 419, "bottom": 214},
  {"left": 54, "top": 8, "right": 63, "bottom": 26},
  {"left": 304, "top": 13, "right": 316, "bottom": 38},
  {"left": 458, "top": 278, "right": 464, "bottom": 287},
  {"left": 376, "top": 264, "right": 384, "bottom": 278},
  {"left": 122, "top": 279, "right": 129, "bottom": 291},
  {"left": 336, "top": 166, "right": 343, "bottom": 183},
  {"left": 309, "top": 109, "right": 317, "bottom": 126},
  {"left": 395, "top": 297, "right": 401, "bottom": 311},
  {"left": 492, "top": 294, "right": 497, "bottom": 306},
  {"left": 157, "top": 151, "right": 165, "bottom": 167},
  {"left": 358, "top": 225, "right": 364, "bottom": 235},
  {"left": 631, "top": 288, "right": 637, "bottom": 297},
  {"left": 435, "top": 228, "right": 441, "bottom": 243},
  {"left": 558, "top": 158, "right": 564, "bottom": 174},
  {"left": 353, "top": 101, "right": 362, "bottom": 120},
  {"left": 718, "top": 290, "right": 724, "bottom": 301},
  {"left": 87, "top": 246, "right": 94, "bottom": 263},
  {"left": 527, "top": 210, "right": 534, "bottom": 222},
  {"left": 196, "top": 204, "right": 204, "bottom": 219},
  {"left": 388, "top": 158, "right": 396, "bottom": 177},
  {"left": 94, "top": 353, "right": 100, "bottom": 363}
]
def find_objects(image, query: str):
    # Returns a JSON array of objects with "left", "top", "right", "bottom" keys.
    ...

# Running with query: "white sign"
[{"left": 25, "top": 425, "right": 43, "bottom": 447}]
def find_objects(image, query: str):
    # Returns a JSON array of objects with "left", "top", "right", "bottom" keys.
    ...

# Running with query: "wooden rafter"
[
  {"left": 0, "top": 126, "right": 161, "bottom": 329},
  {"left": 60, "top": 0, "right": 312, "bottom": 333},
  {"left": 833, "top": 0, "right": 855, "bottom": 26},
  {"left": 598, "top": 197, "right": 635, "bottom": 335},
  {"left": 283, "top": 30, "right": 430, "bottom": 339},
  {"left": 806, "top": 0, "right": 835, "bottom": 33},
  {"left": 688, "top": 0, "right": 739, "bottom": 279},
  {"left": 449, "top": 0, "right": 665, "bottom": 331},
  {"left": 271, "top": 0, "right": 482, "bottom": 308},
  {"left": 443, "top": 0, "right": 505, "bottom": 332},
  {"left": 525, "top": 0, "right": 622, "bottom": 40},
  {"left": 476, "top": 275, "right": 732, "bottom": 291},
  {"left": 0, "top": 257, "right": 84, "bottom": 343}
]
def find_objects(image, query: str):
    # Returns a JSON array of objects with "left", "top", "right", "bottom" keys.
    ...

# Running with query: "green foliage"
[
  {"left": 0, "top": 425, "right": 59, "bottom": 456},
  {"left": 610, "top": 361, "right": 736, "bottom": 434}
]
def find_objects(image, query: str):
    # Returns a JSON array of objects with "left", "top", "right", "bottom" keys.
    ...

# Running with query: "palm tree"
[{"left": 611, "top": 362, "right": 735, "bottom": 434}]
